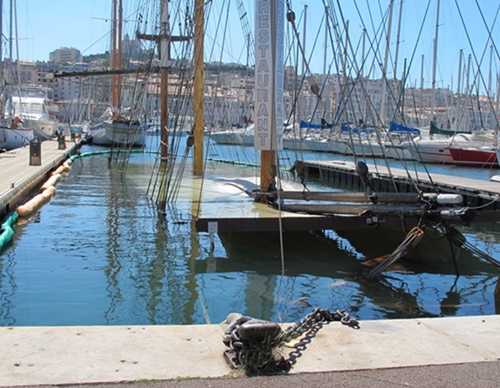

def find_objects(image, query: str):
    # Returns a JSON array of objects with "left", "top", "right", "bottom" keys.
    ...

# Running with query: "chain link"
[
  {"left": 275, "top": 308, "right": 359, "bottom": 346},
  {"left": 223, "top": 308, "right": 359, "bottom": 374}
]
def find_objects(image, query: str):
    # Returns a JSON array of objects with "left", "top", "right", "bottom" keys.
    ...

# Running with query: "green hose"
[{"left": 0, "top": 212, "right": 19, "bottom": 252}]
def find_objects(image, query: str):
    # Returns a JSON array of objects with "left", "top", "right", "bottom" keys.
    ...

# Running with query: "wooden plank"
[
  {"left": 195, "top": 213, "right": 405, "bottom": 233},
  {"left": 303, "top": 160, "right": 500, "bottom": 197}
]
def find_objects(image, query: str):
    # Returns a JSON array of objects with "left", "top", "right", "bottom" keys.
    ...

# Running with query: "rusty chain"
[
  {"left": 275, "top": 308, "right": 359, "bottom": 346},
  {"left": 223, "top": 308, "right": 359, "bottom": 374}
]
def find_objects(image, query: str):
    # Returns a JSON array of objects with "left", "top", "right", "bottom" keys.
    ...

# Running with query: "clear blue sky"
[{"left": 6, "top": 0, "right": 500, "bottom": 93}]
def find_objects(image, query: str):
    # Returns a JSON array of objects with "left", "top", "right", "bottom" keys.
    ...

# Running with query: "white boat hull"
[
  {"left": 27, "top": 118, "right": 59, "bottom": 140},
  {"left": 90, "top": 121, "right": 146, "bottom": 147},
  {"left": 384, "top": 144, "right": 415, "bottom": 160},
  {"left": 343, "top": 140, "right": 385, "bottom": 157},
  {"left": 403, "top": 142, "right": 454, "bottom": 164},
  {"left": 209, "top": 130, "right": 244, "bottom": 145},
  {"left": 0, "top": 127, "right": 33, "bottom": 150}
]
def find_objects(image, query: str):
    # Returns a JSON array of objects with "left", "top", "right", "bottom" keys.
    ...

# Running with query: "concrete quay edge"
[
  {"left": 0, "top": 139, "right": 79, "bottom": 219},
  {"left": 1, "top": 315, "right": 499, "bottom": 387}
]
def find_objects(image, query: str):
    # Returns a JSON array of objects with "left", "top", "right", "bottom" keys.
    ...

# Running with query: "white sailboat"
[
  {"left": 0, "top": 0, "right": 33, "bottom": 151},
  {"left": 88, "top": 0, "right": 146, "bottom": 147}
]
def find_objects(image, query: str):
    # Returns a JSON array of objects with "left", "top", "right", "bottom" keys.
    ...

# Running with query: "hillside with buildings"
[{"left": 3, "top": 37, "right": 498, "bottom": 132}]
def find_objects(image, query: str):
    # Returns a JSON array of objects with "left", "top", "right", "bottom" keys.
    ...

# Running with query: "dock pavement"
[
  {"left": 1, "top": 145, "right": 500, "bottom": 386},
  {"left": 1, "top": 315, "right": 499, "bottom": 387},
  {"left": 0, "top": 138, "right": 78, "bottom": 219}
]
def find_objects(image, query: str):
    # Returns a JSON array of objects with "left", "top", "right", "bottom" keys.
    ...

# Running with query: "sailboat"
[
  {"left": 88, "top": 0, "right": 146, "bottom": 147},
  {"left": 0, "top": 0, "right": 33, "bottom": 151}
]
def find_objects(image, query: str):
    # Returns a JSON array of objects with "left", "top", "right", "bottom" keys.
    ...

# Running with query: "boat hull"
[
  {"left": 449, "top": 147, "right": 498, "bottom": 168},
  {"left": 90, "top": 121, "right": 146, "bottom": 147},
  {"left": 27, "top": 118, "right": 59, "bottom": 140},
  {"left": 402, "top": 141, "right": 454, "bottom": 164},
  {"left": 0, "top": 127, "right": 33, "bottom": 150},
  {"left": 209, "top": 130, "right": 244, "bottom": 145}
]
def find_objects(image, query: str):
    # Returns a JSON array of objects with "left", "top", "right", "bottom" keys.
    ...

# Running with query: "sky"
[{"left": 4, "top": 0, "right": 500, "bottom": 94}]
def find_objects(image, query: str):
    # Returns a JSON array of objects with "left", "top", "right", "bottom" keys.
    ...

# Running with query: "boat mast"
[
  {"left": 111, "top": 0, "right": 117, "bottom": 107},
  {"left": 430, "top": 0, "right": 440, "bottom": 126},
  {"left": 393, "top": 0, "right": 404, "bottom": 84},
  {"left": 109, "top": 0, "right": 123, "bottom": 108},
  {"left": 159, "top": 0, "right": 169, "bottom": 163},
  {"left": 323, "top": 6, "right": 328, "bottom": 76},
  {"left": 379, "top": 0, "right": 394, "bottom": 128},
  {"left": 7, "top": 0, "right": 14, "bottom": 118},
  {"left": 488, "top": 45, "right": 493, "bottom": 96},
  {"left": 117, "top": 0, "right": 123, "bottom": 108},
  {"left": 455, "top": 49, "right": 463, "bottom": 130},
  {"left": 302, "top": 4, "right": 307, "bottom": 79},
  {"left": 193, "top": 0, "right": 204, "bottom": 176},
  {"left": 420, "top": 54, "right": 424, "bottom": 126}
]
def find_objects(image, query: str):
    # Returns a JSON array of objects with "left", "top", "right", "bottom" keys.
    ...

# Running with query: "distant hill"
[{"left": 83, "top": 52, "right": 109, "bottom": 64}]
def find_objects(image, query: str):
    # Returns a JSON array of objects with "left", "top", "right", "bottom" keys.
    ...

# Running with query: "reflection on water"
[{"left": 0, "top": 143, "right": 499, "bottom": 326}]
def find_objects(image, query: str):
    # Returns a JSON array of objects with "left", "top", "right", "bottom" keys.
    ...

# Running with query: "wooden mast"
[
  {"left": 111, "top": 0, "right": 117, "bottom": 107},
  {"left": 135, "top": 0, "right": 190, "bottom": 210},
  {"left": 193, "top": 0, "right": 204, "bottom": 176},
  {"left": 254, "top": 0, "right": 284, "bottom": 197},
  {"left": 110, "top": 0, "right": 123, "bottom": 108},
  {"left": 159, "top": 0, "right": 169, "bottom": 162},
  {"left": 117, "top": 0, "right": 123, "bottom": 108}
]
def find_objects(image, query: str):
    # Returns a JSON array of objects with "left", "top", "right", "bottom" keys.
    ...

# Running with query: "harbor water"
[{"left": 0, "top": 136, "right": 499, "bottom": 326}]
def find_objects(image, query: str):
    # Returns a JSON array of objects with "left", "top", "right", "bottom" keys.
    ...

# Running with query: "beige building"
[{"left": 49, "top": 47, "right": 83, "bottom": 64}]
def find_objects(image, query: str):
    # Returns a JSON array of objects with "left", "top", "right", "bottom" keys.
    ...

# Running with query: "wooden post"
[
  {"left": 260, "top": 150, "right": 276, "bottom": 192},
  {"left": 193, "top": 0, "right": 204, "bottom": 176}
]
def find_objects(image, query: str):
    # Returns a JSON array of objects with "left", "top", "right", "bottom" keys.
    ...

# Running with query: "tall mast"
[
  {"left": 323, "top": 6, "right": 328, "bottom": 76},
  {"left": 159, "top": 0, "right": 169, "bottom": 162},
  {"left": 379, "top": 0, "right": 394, "bottom": 127},
  {"left": 488, "top": 45, "right": 493, "bottom": 97},
  {"left": 420, "top": 54, "right": 424, "bottom": 125},
  {"left": 456, "top": 49, "right": 462, "bottom": 130},
  {"left": 117, "top": 0, "right": 123, "bottom": 108},
  {"left": 193, "top": 0, "right": 204, "bottom": 176},
  {"left": 301, "top": 4, "right": 307, "bottom": 77},
  {"left": 393, "top": 0, "right": 404, "bottom": 82},
  {"left": 7, "top": 0, "right": 13, "bottom": 117},
  {"left": 430, "top": 0, "right": 440, "bottom": 124},
  {"left": 111, "top": 0, "right": 117, "bottom": 107}
]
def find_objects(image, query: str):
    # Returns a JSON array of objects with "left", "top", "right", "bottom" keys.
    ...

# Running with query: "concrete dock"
[
  {"left": 1, "top": 148, "right": 500, "bottom": 386},
  {"left": 1, "top": 315, "right": 499, "bottom": 386},
  {"left": 0, "top": 138, "right": 79, "bottom": 219}
]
